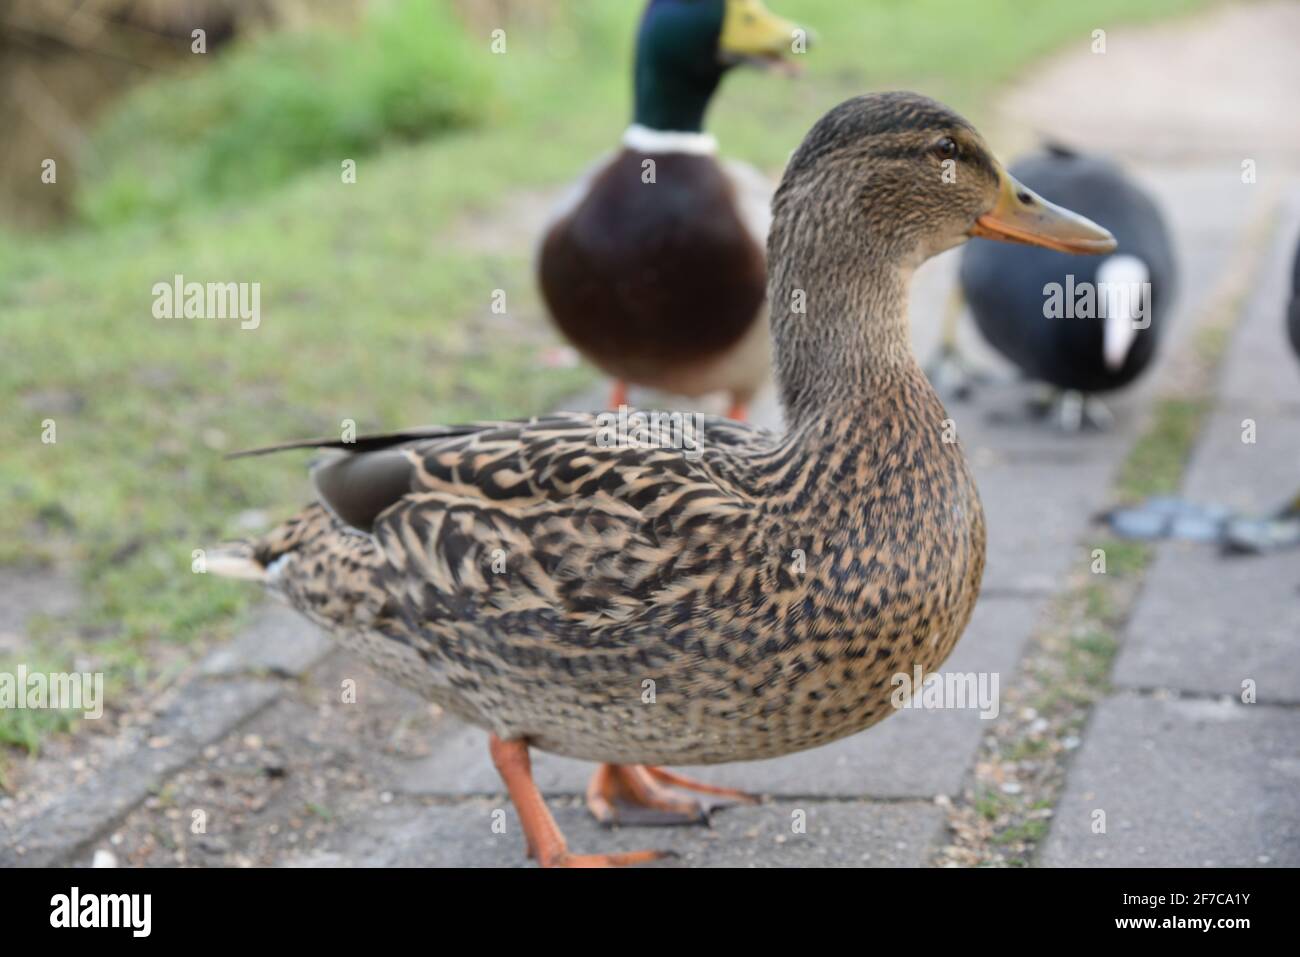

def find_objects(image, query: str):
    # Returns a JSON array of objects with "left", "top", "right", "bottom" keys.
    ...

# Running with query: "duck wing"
[{"left": 240, "top": 411, "right": 775, "bottom": 631}]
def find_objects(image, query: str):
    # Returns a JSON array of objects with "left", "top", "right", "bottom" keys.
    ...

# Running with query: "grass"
[
  {"left": 0, "top": 0, "right": 1214, "bottom": 762},
  {"left": 974, "top": 790, "right": 1012, "bottom": 821},
  {"left": 0, "top": 678, "right": 78, "bottom": 753},
  {"left": 993, "top": 819, "right": 1049, "bottom": 845},
  {"left": 79, "top": 0, "right": 492, "bottom": 226},
  {"left": 1115, "top": 398, "right": 1213, "bottom": 501},
  {"left": 1094, "top": 539, "right": 1152, "bottom": 576}
]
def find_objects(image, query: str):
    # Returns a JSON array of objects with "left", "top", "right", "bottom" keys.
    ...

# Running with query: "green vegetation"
[
  {"left": 974, "top": 790, "right": 1011, "bottom": 821},
  {"left": 1093, "top": 538, "right": 1152, "bottom": 577},
  {"left": 993, "top": 819, "right": 1049, "bottom": 845},
  {"left": 1115, "top": 397, "right": 1212, "bottom": 501},
  {"left": 305, "top": 802, "right": 335, "bottom": 822},
  {"left": 79, "top": 0, "right": 492, "bottom": 225},
  {"left": 0, "top": 665, "right": 78, "bottom": 754},
  {"left": 0, "top": 0, "right": 1212, "bottom": 760},
  {"left": 1066, "top": 624, "right": 1120, "bottom": 691}
]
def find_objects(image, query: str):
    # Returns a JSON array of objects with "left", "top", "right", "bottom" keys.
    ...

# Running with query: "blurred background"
[{"left": 1, "top": 0, "right": 1296, "bottom": 867}]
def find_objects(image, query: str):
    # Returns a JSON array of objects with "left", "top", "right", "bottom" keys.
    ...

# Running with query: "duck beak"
[
  {"left": 969, "top": 169, "right": 1117, "bottom": 255},
  {"left": 719, "top": 0, "right": 811, "bottom": 74}
]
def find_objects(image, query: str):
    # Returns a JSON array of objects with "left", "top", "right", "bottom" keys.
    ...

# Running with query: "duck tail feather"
[
  {"left": 226, "top": 426, "right": 482, "bottom": 460},
  {"left": 205, "top": 543, "right": 269, "bottom": 582},
  {"left": 206, "top": 503, "right": 342, "bottom": 590}
]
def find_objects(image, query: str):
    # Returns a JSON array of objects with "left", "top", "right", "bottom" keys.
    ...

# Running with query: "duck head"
[
  {"left": 769, "top": 92, "right": 1116, "bottom": 417},
  {"left": 633, "top": 0, "right": 809, "bottom": 133},
  {"left": 773, "top": 91, "right": 1117, "bottom": 271}
]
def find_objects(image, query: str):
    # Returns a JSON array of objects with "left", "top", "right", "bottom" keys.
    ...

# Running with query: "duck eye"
[{"left": 932, "top": 137, "right": 958, "bottom": 160}]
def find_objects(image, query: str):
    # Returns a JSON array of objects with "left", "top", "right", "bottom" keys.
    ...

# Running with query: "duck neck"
[
  {"left": 632, "top": 54, "right": 723, "bottom": 133},
  {"left": 768, "top": 229, "right": 919, "bottom": 426}
]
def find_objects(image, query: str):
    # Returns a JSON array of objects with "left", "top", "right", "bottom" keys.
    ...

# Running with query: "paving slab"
[
  {"left": 975, "top": 459, "right": 1118, "bottom": 595},
  {"left": 1213, "top": 186, "right": 1300, "bottom": 418},
  {"left": 392, "top": 595, "right": 1039, "bottom": 800},
  {"left": 1114, "top": 543, "right": 1300, "bottom": 702},
  {"left": 0, "top": 678, "right": 280, "bottom": 867},
  {"left": 1039, "top": 693, "right": 1300, "bottom": 867},
  {"left": 200, "top": 603, "right": 334, "bottom": 679},
  {"left": 1114, "top": 410, "right": 1300, "bottom": 708},
  {"left": 1114, "top": 198, "right": 1300, "bottom": 702},
  {"left": 283, "top": 797, "right": 945, "bottom": 868},
  {"left": 1178, "top": 408, "right": 1300, "bottom": 513},
  {"left": 1217, "top": 195, "right": 1300, "bottom": 412}
]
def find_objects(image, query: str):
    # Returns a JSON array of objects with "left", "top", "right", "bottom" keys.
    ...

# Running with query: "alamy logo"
[
  {"left": 50, "top": 887, "right": 151, "bottom": 937},
  {"left": 152, "top": 273, "right": 260, "bottom": 330},
  {"left": 1042, "top": 275, "right": 1151, "bottom": 326},
  {"left": 595, "top": 406, "right": 705, "bottom": 461},
  {"left": 0, "top": 666, "right": 103, "bottom": 719},
  {"left": 890, "top": 665, "right": 1000, "bottom": 719}
]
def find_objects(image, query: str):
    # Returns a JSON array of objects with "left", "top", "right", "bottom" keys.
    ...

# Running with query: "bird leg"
[
  {"left": 1029, "top": 390, "right": 1114, "bottom": 432},
  {"left": 608, "top": 380, "right": 629, "bottom": 410},
  {"left": 585, "top": 763, "right": 757, "bottom": 826},
  {"left": 1059, "top": 392, "right": 1113, "bottom": 432},
  {"left": 489, "top": 735, "right": 669, "bottom": 867},
  {"left": 725, "top": 399, "right": 749, "bottom": 422}
]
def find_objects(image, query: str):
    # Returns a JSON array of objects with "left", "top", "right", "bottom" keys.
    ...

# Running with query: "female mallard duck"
[
  {"left": 213, "top": 92, "right": 1114, "bottom": 867},
  {"left": 951, "top": 144, "right": 1176, "bottom": 430},
  {"left": 537, "top": 0, "right": 809, "bottom": 420}
]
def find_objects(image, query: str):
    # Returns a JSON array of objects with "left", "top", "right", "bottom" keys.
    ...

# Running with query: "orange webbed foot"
[
  {"left": 585, "top": 763, "right": 758, "bottom": 826},
  {"left": 725, "top": 400, "right": 749, "bottom": 422},
  {"left": 489, "top": 736, "right": 668, "bottom": 867}
]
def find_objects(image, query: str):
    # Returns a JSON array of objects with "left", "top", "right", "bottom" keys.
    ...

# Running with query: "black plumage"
[{"left": 959, "top": 145, "right": 1176, "bottom": 394}]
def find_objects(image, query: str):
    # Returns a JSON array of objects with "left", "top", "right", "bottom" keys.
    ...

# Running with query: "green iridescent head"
[{"left": 633, "top": 0, "right": 809, "bottom": 132}]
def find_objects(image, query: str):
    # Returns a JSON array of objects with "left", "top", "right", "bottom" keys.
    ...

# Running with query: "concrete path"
[
  {"left": 998, "top": 0, "right": 1300, "bottom": 165},
  {"left": 1039, "top": 190, "right": 1300, "bottom": 868},
  {"left": 3, "top": 1, "right": 1297, "bottom": 868}
]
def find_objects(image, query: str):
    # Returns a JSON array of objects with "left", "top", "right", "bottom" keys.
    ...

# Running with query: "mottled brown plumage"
[
  {"left": 215, "top": 92, "right": 1115, "bottom": 865},
  {"left": 238, "top": 396, "right": 982, "bottom": 766}
]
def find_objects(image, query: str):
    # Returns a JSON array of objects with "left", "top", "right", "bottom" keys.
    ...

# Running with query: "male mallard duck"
[
  {"left": 213, "top": 92, "right": 1114, "bottom": 867},
  {"left": 937, "top": 144, "right": 1175, "bottom": 430},
  {"left": 537, "top": 0, "right": 810, "bottom": 421}
]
